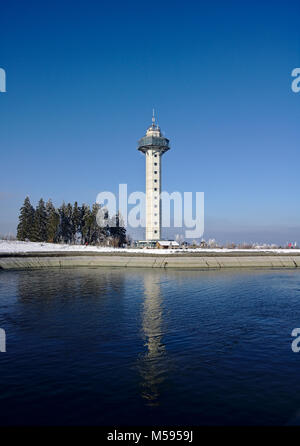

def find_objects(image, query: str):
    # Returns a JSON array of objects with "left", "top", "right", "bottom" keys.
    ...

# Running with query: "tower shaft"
[
  {"left": 138, "top": 113, "right": 170, "bottom": 242},
  {"left": 145, "top": 150, "right": 161, "bottom": 240}
]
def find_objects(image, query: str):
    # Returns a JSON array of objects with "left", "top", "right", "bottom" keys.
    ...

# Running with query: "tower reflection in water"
[{"left": 138, "top": 271, "right": 170, "bottom": 407}]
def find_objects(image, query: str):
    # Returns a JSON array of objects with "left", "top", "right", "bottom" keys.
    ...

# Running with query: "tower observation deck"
[{"left": 138, "top": 111, "right": 170, "bottom": 241}]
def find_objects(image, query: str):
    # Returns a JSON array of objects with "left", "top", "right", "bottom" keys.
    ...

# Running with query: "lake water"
[{"left": 1, "top": 267, "right": 300, "bottom": 425}]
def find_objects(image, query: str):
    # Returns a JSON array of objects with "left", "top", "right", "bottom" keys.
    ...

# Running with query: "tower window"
[
  {"left": 154, "top": 179, "right": 157, "bottom": 183},
  {"left": 154, "top": 154, "right": 157, "bottom": 158},
  {"left": 154, "top": 230, "right": 157, "bottom": 234},
  {"left": 154, "top": 188, "right": 157, "bottom": 191},
  {"left": 154, "top": 171, "right": 157, "bottom": 174},
  {"left": 154, "top": 162, "right": 157, "bottom": 166}
]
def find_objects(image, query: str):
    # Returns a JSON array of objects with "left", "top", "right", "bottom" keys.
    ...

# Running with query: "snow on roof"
[{"left": 157, "top": 240, "right": 179, "bottom": 246}]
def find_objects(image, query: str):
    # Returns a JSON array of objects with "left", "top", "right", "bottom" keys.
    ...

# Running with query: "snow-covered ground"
[{"left": 1, "top": 240, "right": 300, "bottom": 255}]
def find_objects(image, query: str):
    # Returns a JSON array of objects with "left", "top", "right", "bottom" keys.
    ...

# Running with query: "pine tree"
[
  {"left": 58, "top": 202, "right": 73, "bottom": 243},
  {"left": 32, "top": 198, "right": 47, "bottom": 242},
  {"left": 17, "top": 198, "right": 120, "bottom": 246},
  {"left": 109, "top": 212, "right": 126, "bottom": 247},
  {"left": 117, "top": 212, "right": 127, "bottom": 246},
  {"left": 71, "top": 201, "right": 81, "bottom": 244},
  {"left": 79, "top": 204, "right": 91, "bottom": 244},
  {"left": 89, "top": 203, "right": 109, "bottom": 245},
  {"left": 66, "top": 203, "right": 73, "bottom": 243},
  {"left": 95, "top": 204, "right": 110, "bottom": 244},
  {"left": 17, "top": 196, "right": 35, "bottom": 241},
  {"left": 45, "top": 199, "right": 60, "bottom": 243}
]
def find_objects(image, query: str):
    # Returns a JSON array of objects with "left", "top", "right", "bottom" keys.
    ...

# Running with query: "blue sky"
[{"left": 0, "top": 0, "right": 299, "bottom": 243}]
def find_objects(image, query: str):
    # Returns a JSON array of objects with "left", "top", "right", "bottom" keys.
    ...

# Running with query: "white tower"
[{"left": 138, "top": 111, "right": 170, "bottom": 241}]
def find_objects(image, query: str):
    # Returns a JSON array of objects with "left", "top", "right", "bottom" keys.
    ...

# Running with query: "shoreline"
[
  {"left": 0, "top": 254, "right": 300, "bottom": 270},
  {"left": 1, "top": 250, "right": 300, "bottom": 257}
]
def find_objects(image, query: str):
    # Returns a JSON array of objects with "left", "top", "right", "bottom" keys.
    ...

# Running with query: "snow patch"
[{"left": 1, "top": 240, "right": 300, "bottom": 255}]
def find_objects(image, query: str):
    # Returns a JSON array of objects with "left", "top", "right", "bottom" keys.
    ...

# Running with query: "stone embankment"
[{"left": 0, "top": 253, "right": 299, "bottom": 270}]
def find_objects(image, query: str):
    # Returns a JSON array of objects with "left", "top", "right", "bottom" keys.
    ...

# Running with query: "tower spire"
[{"left": 152, "top": 108, "right": 155, "bottom": 127}]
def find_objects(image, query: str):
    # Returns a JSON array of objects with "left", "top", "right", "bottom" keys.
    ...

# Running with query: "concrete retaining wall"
[{"left": 0, "top": 255, "right": 300, "bottom": 270}]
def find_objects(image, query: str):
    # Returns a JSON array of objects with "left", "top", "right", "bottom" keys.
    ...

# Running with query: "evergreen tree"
[
  {"left": 45, "top": 199, "right": 60, "bottom": 243},
  {"left": 95, "top": 204, "right": 110, "bottom": 244},
  {"left": 66, "top": 203, "right": 73, "bottom": 242},
  {"left": 32, "top": 198, "right": 47, "bottom": 242},
  {"left": 88, "top": 203, "right": 98, "bottom": 244},
  {"left": 17, "top": 198, "right": 123, "bottom": 246},
  {"left": 98, "top": 205, "right": 110, "bottom": 244},
  {"left": 58, "top": 202, "right": 73, "bottom": 243},
  {"left": 71, "top": 201, "right": 81, "bottom": 244},
  {"left": 109, "top": 212, "right": 126, "bottom": 247},
  {"left": 117, "top": 213, "right": 127, "bottom": 246},
  {"left": 89, "top": 203, "right": 109, "bottom": 245},
  {"left": 79, "top": 204, "right": 91, "bottom": 244},
  {"left": 17, "top": 196, "right": 35, "bottom": 241}
]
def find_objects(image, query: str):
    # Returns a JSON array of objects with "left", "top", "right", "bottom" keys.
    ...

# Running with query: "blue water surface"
[{"left": 0, "top": 267, "right": 300, "bottom": 425}]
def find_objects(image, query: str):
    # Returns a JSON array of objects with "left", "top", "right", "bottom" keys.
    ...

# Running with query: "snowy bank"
[{"left": 1, "top": 240, "right": 300, "bottom": 255}]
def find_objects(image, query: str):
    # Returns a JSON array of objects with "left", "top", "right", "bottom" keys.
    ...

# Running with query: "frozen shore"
[
  {"left": 1, "top": 240, "right": 300, "bottom": 256},
  {"left": 0, "top": 241, "right": 300, "bottom": 270}
]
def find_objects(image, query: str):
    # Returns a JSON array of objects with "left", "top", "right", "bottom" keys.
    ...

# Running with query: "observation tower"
[{"left": 138, "top": 111, "right": 170, "bottom": 241}]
